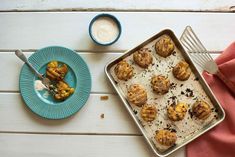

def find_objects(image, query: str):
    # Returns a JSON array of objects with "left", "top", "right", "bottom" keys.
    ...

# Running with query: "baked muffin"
[
  {"left": 173, "top": 60, "right": 191, "bottom": 81},
  {"left": 155, "top": 129, "right": 177, "bottom": 146},
  {"left": 54, "top": 81, "right": 74, "bottom": 101},
  {"left": 46, "top": 61, "right": 68, "bottom": 81},
  {"left": 192, "top": 100, "right": 211, "bottom": 120},
  {"left": 151, "top": 75, "right": 170, "bottom": 94},
  {"left": 141, "top": 104, "right": 157, "bottom": 122},
  {"left": 155, "top": 35, "right": 175, "bottom": 58},
  {"left": 167, "top": 102, "right": 188, "bottom": 121},
  {"left": 133, "top": 48, "right": 153, "bottom": 68},
  {"left": 127, "top": 84, "right": 147, "bottom": 107},
  {"left": 114, "top": 60, "right": 133, "bottom": 81}
]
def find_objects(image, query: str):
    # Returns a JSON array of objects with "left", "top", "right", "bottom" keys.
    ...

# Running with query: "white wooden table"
[{"left": 1, "top": 1, "right": 235, "bottom": 157}]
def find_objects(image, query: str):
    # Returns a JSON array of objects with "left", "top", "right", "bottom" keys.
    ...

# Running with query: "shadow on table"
[{"left": 85, "top": 37, "right": 121, "bottom": 53}]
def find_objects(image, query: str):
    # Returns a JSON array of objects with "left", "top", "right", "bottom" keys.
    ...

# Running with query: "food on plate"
[
  {"left": 167, "top": 102, "right": 188, "bottom": 121},
  {"left": 46, "top": 61, "right": 68, "bottom": 80},
  {"left": 39, "top": 61, "right": 75, "bottom": 101},
  {"left": 151, "top": 75, "right": 170, "bottom": 94},
  {"left": 173, "top": 60, "right": 191, "bottom": 81},
  {"left": 34, "top": 80, "right": 46, "bottom": 91},
  {"left": 155, "top": 129, "right": 177, "bottom": 146},
  {"left": 114, "top": 60, "right": 133, "bottom": 81},
  {"left": 133, "top": 48, "right": 153, "bottom": 68},
  {"left": 192, "top": 100, "right": 211, "bottom": 120},
  {"left": 155, "top": 35, "right": 175, "bottom": 58},
  {"left": 127, "top": 84, "right": 147, "bottom": 107},
  {"left": 141, "top": 104, "right": 157, "bottom": 122},
  {"left": 54, "top": 81, "right": 74, "bottom": 101}
]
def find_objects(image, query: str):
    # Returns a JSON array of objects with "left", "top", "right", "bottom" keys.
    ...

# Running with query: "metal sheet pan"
[{"left": 105, "top": 29, "right": 225, "bottom": 157}]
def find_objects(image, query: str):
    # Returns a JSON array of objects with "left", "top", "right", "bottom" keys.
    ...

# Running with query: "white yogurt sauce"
[
  {"left": 34, "top": 80, "right": 46, "bottom": 91},
  {"left": 91, "top": 17, "right": 119, "bottom": 44},
  {"left": 42, "top": 91, "right": 50, "bottom": 99}
]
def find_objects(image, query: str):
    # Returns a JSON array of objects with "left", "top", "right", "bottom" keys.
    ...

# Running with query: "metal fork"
[
  {"left": 180, "top": 26, "right": 235, "bottom": 96},
  {"left": 15, "top": 50, "right": 56, "bottom": 95}
]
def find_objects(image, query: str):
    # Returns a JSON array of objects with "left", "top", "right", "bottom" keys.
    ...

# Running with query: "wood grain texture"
[
  {"left": 0, "top": 4, "right": 230, "bottom": 157},
  {"left": 0, "top": 12, "right": 235, "bottom": 51},
  {"left": 1, "top": 0, "right": 235, "bottom": 12},
  {"left": 0, "top": 133, "right": 185, "bottom": 157},
  {"left": 0, "top": 134, "right": 153, "bottom": 157},
  {"left": 0, "top": 93, "right": 139, "bottom": 134}
]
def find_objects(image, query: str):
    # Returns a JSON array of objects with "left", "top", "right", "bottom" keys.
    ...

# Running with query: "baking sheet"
[{"left": 105, "top": 29, "right": 225, "bottom": 156}]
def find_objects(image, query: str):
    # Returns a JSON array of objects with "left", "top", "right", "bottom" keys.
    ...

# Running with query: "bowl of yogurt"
[{"left": 89, "top": 14, "right": 121, "bottom": 46}]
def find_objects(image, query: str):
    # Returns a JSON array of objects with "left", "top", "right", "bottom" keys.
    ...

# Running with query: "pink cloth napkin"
[{"left": 186, "top": 42, "right": 235, "bottom": 157}]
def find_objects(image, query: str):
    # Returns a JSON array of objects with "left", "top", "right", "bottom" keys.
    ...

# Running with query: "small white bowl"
[{"left": 89, "top": 14, "right": 122, "bottom": 46}]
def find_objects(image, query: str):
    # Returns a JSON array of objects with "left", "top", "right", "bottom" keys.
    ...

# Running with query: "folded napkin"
[{"left": 187, "top": 42, "right": 235, "bottom": 157}]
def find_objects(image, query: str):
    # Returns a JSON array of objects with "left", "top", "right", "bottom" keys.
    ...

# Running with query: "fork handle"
[
  {"left": 216, "top": 70, "right": 235, "bottom": 96},
  {"left": 15, "top": 50, "right": 43, "bottom": 79}
]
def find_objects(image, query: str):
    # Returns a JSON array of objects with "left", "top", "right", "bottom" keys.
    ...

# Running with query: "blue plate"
[{"left": 19, "top": 46, "right": 92, "bottom": 119}]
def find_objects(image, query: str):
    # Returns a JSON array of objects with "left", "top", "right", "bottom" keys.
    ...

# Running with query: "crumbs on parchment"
[
  {"left": 194, "top": 77, "right": 199, "bottom": 81},
  {"left": 185, "top": 88, "right": 194, "bottom": 97}
]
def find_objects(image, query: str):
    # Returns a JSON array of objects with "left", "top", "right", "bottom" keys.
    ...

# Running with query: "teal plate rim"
[{"left": 19, "top": 46, "right": 92, "bottom": 120}]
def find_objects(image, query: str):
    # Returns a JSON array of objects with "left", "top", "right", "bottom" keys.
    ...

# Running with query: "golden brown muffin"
[
  {"left": 173, "top": 60, "right": 191, "bottom": 81},
  {"left": 46, "top": 61, "right": 68, "bottom": 81},
  {"left": 192, "top": 100, "right": 211, "bottom": 120},
  {"left": 127, "top": 84, "right": 147, "bottom": 107},
  {"left": 155, "top": 129, "right": 177, "bottom": 146},
  {"left": 155, "top": 35, "right": 175, "bottom": 58},
  {"left": 114, "top": 60, "right": 133, "bottom": 81},
  {"left": 54, "top": 81, "right": 75, "bottom": 101},
  {"left": 133, "top": 48, "right": 153, "bottom": 68},
  {"left": 141, "top": 104, "right": 157, "bottom": 122},
  {"left": 151, "top": 75, "right": 170, "bottom": 94},
  {"left": 167, "top": 102, "right": 188, "bottom": 121}
]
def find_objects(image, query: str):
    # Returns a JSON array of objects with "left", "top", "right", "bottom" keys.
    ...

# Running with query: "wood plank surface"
[
  {"left": 1, "top": 0, "right": 235, "bottom": 12},
  {"left": 0, "top": 93, "right": 139, "bottom": 134},
  {"left": 0, "top": 2, "right": 232, "bottom": 157},
  {"left": 0, "top": 133, "right": 185, "bottom": 157},
  {"left": 0, "top": 9, "right": 230, "bottom": 157},
  {"left": 0, "top": 12, "right": 234, "bottom": 52}
]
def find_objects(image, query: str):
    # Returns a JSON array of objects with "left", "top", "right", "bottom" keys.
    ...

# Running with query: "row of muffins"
[
  {"left": 114, "top": 35, "right": 182, "bottom": 81},
  {"left": 127, "top": 83, "right": 211, "bottom": 146},
  {"left": 115, "top": 60, "right": 191, "bottom": 94},
  {"left": 115, "top": 57, "right": 191, "bottom": 82},
  {"left": 127, "top": 84, "right": 211, "bottom": 122},
  {"left": 114, "top": 35, "right": 212, "bottom": 147},
  {"left": 114, "top": 36, "right": 191, "bottom": 82}
]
